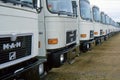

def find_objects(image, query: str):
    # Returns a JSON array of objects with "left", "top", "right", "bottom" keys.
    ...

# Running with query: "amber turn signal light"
[
  {"left": 81, "top": 34, "right": 87, "bottom": 38},
  {"left": 94, "top": 32, "right": 98, "bottom": 35},
  {"left": 48, "top": 38, "right": 58, "bottom": 44}
]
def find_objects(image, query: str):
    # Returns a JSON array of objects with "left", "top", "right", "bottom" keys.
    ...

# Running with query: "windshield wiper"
[
  {"left": 21, "top": 1, "right": 33, "bottom": 8},
  {"left": 67, "top": 12, "right": 73, "bottom": 16},
  {"left": 58, "top": 11, "right": 72, "bottom": 16},
  {"left": 58, "top": 11, "right": 67, "bottom": 15},
  {"left": 95, "top": 19, "right": 100, "bottom": 22},
  {"left": 85, "top": 18, "right": 90, "bottom": 21}
]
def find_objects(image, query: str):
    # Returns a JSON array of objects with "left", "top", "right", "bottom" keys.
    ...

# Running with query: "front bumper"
[{"left": 0, "top": 58, "right": 42, "bottom": 80}]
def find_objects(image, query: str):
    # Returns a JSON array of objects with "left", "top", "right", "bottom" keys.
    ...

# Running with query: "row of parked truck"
[{"left": 0, "top": 0, "right": 120, "bottom": 80}]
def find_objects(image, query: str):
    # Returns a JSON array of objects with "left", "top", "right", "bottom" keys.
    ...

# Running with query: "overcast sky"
[{"left": 90, "top": 0, "right": 120, "bottom": 22}]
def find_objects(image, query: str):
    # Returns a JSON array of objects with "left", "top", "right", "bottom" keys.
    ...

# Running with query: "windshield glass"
[
  {"left": 101, "top": 13, "right": 105, "bottom": 24},
  {"left": 21, "top": 0, "right": 33, "bottom": 8},
  {"left": 106, "top": 16, "right": 109, "bottom": 24},
  {"left": 80, "top": 0, "right": 91, "bottom": 20},
  {"left": 1, "top": 0, "right": 34, "bottom": 8},
  {"left": 47, "top": 0, "right": 73, "bottom": 15},
  {"left": 109, "top": 19, "right": 112, "bottom": 25},
  {"left": 92, "top": 7, "right": 100, "bottom": 22},
  {"left": 111, "top": 20, "right": 114, "bottom": 26}
]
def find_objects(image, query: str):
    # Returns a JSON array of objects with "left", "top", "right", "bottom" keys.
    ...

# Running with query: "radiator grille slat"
[
  {"left": 66, "top": 30, "right": 76, "bottom": 44},
  {"left": 0, "top": 35, "right": 32, "bottom": 64},
  {"left": 90, "top": 30, "right": 94, "bottom": 38}
]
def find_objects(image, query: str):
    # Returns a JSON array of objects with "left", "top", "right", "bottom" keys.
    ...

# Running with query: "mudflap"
[{"left": 67, "top": 45, "right": 80, "bottom": 64}]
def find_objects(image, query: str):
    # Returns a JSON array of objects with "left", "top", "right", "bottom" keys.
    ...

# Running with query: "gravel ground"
[{"left": 44, "top": 33, "right": 120, "bottom": 80}]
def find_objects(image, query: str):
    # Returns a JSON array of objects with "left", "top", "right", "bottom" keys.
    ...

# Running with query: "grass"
[{"left": 44, "top": 33, "right": 120, "bottom": 80}]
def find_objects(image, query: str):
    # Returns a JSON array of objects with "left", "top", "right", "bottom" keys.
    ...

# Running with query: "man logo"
[
  {"left": 9, "top": 52, "right": 16, "bottom": 60},
  {"left": 3, "top": 42, "right": 21, "bottom": 50}
]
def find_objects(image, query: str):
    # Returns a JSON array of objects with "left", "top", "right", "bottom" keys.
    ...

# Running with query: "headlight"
[{"left": 39, "top": 63, "right": 44, "bottom": 75}]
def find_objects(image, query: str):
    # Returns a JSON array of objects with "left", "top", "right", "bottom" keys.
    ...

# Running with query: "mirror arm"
[{"left": 36, "top": 6, "right": 42, "bottom": 13}]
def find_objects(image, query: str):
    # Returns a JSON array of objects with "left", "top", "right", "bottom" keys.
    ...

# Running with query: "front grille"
[
  {"left": 90, "top": 30, "right": 94, "bottom": 38},
  {"left": 66, "top": 30, "right": 76, "bottom": 44},
  {"left": 100, "top": 30, "right": 103, "bottom": 36},
  {"left": 0, "top": 35, "right": 32, "bottom": 64},
  {"left": 106, "top": 30, "right": 107, "bottom": 34}
]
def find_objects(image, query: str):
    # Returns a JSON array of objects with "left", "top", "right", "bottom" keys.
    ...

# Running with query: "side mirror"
[{"left": 33, "top": 0, "right": 42, "bottom": 13}]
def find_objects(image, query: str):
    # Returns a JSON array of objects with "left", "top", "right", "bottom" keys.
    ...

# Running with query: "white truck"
[
  {"left": 92, "top": 6, "right": 103, "bottom": 45},
  {"left": 105, "top": 15, "right": 110, "bottom": 39},
  {"left": 38, "top": 0, "right": 80, "bottom": 72},
  {"left": 0, "top": 0, "right": 45, "bottom": 79},
  {"left": 109, "top": 18, "right": 114, "bottom": 37},
  {"left": 114, "top": 22, "right": 120, "bottom": 33},
  {"left": 78, "top": 0, "right": 94, "bottom": 52},
  {"left": 100, "top": 12, "right": 108, "bottom": 40}
]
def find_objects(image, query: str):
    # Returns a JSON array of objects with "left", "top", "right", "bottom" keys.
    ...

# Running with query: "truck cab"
[
  {"left": 92, "top": 6, "right": 103, "bottom": 45},
  {"left": 101, "top": 12, "right": 107, "bottom": 40},
  {"left": 105, "top": 15, "right": 110, "bottom": 39},
  {"left": 38, "top": 0, "right": 80, "bottom": 72},
  {"left": 0, "top": 0, "right": 45, "bottom": 80},
  {"left": 73, "top": 0, "right": 94, "bottom": 52}
]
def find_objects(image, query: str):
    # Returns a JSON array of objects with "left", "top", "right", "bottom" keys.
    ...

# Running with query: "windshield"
[
  {"left": 92, "top": 7, "right": 101, "bottom": 22},
  {"left": 105, "top": 16, "right": 109, "bottom": 25},
  {"left": 109, "top": 19, "right": 112, "bottom": 25},
  {"left": 111, "top": 20, "right": 114, "bottom": 26},
  {"left": 1, "top": 0, "right": 34, "bottom": 8},
  {"left": 101, "top": 13, "right": 105, "bottom": 24},
  {"left": 47, "top": 0, "right": 73, "bottom": 15},
  {"left": 80, "top": 0, "right": 91, "bottom": 20}
]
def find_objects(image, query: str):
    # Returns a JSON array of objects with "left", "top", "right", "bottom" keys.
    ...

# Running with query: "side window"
[{"left": 72, "top": 1, "right": 77, "bottom": 17}]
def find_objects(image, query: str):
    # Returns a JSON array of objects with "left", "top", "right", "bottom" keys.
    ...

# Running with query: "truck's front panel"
[
  {"left": 79, "top": 0, "right": 94, "bottom": 40},
  {"left": 101, "top": 12, "right": 106, "bottom": 36},
  {"left": 0, "top": 0, "right": 40, "bottom": 79},
  {"left": 45, "top": 0, "right": 78, "bottom": 49},
  {"left": 38, "top": 0, "right": 79, "bottom": 68},
  {"left": 76, "top": 0, "right": 94, "bottom": 51},
  {"left": 92, "top": 6, "right": 102, "bottom": 37}
]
